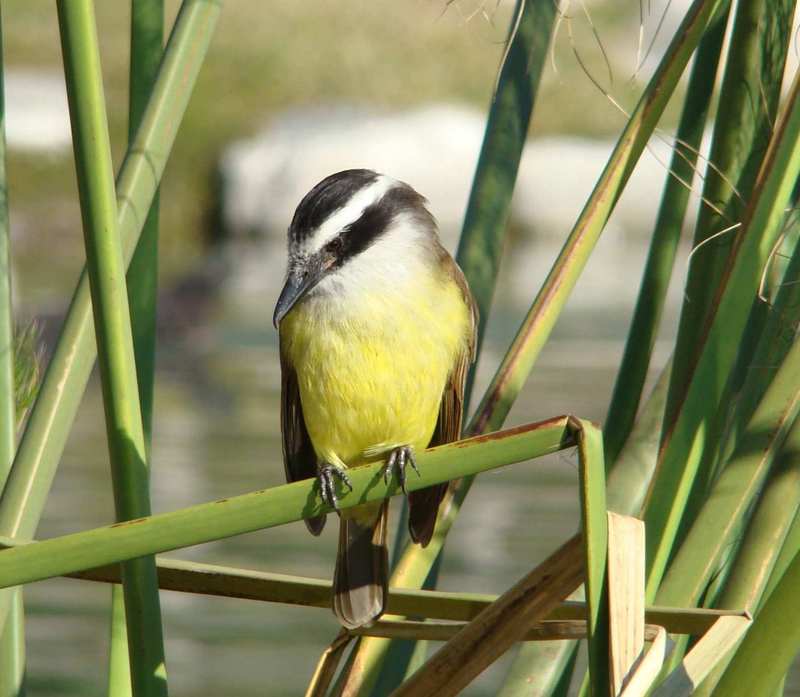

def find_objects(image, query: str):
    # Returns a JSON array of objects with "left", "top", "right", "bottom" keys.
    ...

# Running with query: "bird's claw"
[
  {"left": 382, "top": 445, "right": 420, "bottom": 493},
  {"left": 318, "top": 463, "right": 353, "bottom": 509}
]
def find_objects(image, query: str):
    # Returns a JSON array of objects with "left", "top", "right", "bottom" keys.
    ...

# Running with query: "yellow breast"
[{"left": 280, "top": 268, "right": 470, "bottom": 467}]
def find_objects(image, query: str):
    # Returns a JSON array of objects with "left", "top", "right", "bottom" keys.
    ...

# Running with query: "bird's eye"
[
  {"left": 320, "top": 239, "right": 343, "bottom": 270},
  {"left": 322, "top": 237, "right": 344, "bottom": 263}
]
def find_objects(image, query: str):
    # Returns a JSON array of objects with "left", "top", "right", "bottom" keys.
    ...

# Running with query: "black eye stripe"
[
  {"left": 323, "top": 185, "right": 433, "bottom": 267},
  {"left": 289, "top": 169, "right": 379, "bottom": 245},
  {"left": 337, "top": 202, "right": 393, "bottom": 259}
]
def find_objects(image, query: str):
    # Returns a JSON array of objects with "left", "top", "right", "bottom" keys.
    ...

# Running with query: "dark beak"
[{"left": 273, "top": 265, "right": 322, "bottom": 327}]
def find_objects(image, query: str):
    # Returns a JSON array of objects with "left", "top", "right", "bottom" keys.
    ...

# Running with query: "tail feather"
[
  {"left": 333, "top": 502, "right": 388, "bottom": 628},
  {"left": 408, "top": 483, "right": 447, "bottom": 548}
]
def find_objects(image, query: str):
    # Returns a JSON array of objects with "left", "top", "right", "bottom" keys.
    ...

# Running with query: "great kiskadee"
[{"left": 273, "top": 169, "right": 477, "bottom": 628}]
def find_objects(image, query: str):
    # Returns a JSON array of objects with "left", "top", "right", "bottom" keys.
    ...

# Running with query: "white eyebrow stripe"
[{"left": 302, "top": 175, "right": 395, "bottom": 254}]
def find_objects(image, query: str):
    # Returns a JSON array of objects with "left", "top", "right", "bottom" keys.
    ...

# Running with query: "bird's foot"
[
  {"left": 382, "top": 445, "right": 420, "bottom": 493},
  {"left": 318, "top": 463, "right": 353, "bottom": 509}
]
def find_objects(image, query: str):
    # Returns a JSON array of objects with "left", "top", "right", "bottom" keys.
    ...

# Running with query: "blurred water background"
[{"left": 4, "top": 0, "right": 791, "bottom": 695}]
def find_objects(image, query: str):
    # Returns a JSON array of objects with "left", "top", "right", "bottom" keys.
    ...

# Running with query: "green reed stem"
[
  {"left": 57, "top": 1, "right": 167, "bottom": 694},
  {"left": 108, "top": 3, "right": 165, "bottom": 695}
]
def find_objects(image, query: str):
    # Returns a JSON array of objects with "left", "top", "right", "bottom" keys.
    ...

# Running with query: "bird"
[{"left": 273, "top": 169, "right": 477, "bottom": 628}]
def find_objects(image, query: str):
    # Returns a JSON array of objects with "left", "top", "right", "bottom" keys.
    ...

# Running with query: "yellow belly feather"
[{"left": 281, "top": 272, "right": 469, "bottom": 469}]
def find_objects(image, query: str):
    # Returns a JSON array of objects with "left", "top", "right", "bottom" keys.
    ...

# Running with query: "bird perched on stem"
[{"left": 274, "top": 169, "right": 476, "bottom": 628}]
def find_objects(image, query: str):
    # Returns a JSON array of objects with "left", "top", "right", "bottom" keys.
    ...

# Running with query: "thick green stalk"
[
  {"left": 0, "top": 0, "right": 219, "bottom": 634},
  {"left": 603, "top": 4, "right": 728, "bottom": 464},
  {"left": 664, "top": 0, "right": 793, "bottom": 429},
  {"left": 0, "top": 0, "right": 217, "bottom": 539},
  {"left": 57, "top": 2, "right": 167, "bottom": 695},
  {"left": 643, "top": 65, "right": 800, "bottom": 597},
  {"left": 108, "top": 4, "right": 164, "bottom": 694},
  {"left": 0, "top": 419, "right": 573, "bottom": 590}
]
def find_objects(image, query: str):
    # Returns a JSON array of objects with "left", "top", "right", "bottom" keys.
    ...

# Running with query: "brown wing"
[
  {"left": 408, "top": 255, "right": 478, "bottom": 547},
  {"left": 280, "top": 341, "right": 325, "bottom": 535}
]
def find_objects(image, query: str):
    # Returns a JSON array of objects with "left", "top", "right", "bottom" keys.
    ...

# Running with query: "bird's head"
[{"left": 273, "top": 169, "right": 438, "bottom": 327}]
